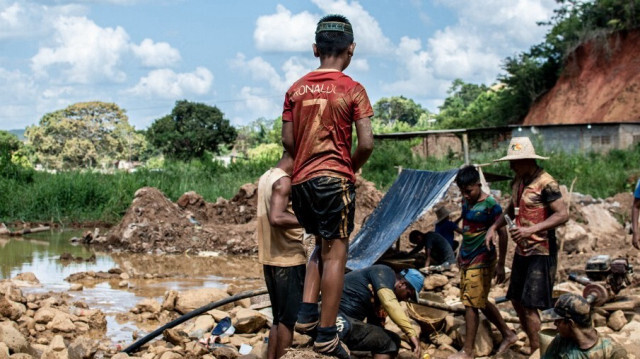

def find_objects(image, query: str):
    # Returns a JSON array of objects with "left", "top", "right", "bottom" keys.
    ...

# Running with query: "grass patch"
[{"left": 2, "top": 141, "right": 638, "bottom": 224}]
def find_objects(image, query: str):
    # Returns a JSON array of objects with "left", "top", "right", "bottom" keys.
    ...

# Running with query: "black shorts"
[
  {"left": 263, "top": 264, "right": 305, "bottom": 327},
  {"left": 337, "top": 314, "right": 400, "bottom": 355},
  {"left": 291, "top": 176, "right": 355, "bottom": 240},
  {"left": 506, "top": 252, "right": 557, "bottom": 309}
]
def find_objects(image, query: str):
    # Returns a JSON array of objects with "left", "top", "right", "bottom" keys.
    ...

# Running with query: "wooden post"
[{"left": 462, "top": 132, "right": 469, "bottom": 165}]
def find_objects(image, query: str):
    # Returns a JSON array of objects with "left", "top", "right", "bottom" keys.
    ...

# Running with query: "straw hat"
[
  {"left": 435, "top": 206, "right": 450, "bottom": 223},
  {"left": 494, "top": 136, "right": 548, "bottom": 162}
]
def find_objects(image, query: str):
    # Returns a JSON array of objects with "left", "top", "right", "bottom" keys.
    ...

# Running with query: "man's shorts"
[
  {"left": 506, "top": 253, "right": 556, "bottom": 309},
  {"left": 263, "top": 264, "right": 305, "bottom": 327},
  {"left": 337, "top": 314, "right": 400, "bottom": 355},
  {"left": 460, "top": 262, "right": 495, "bottom": 309},
  {"left": 291, "top": 176, "right": 355, "bottom": 240}
]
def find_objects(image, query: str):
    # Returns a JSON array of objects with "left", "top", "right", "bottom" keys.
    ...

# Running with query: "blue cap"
[{"left": 400, "top": 268, "right": 424, "bottom": 302}]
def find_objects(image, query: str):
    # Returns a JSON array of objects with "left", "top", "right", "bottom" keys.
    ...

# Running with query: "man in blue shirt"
[
  {"left": 433, "top": 206, "right": 462, "bottom": 251},
  {"left": 632, "top": 179, "right": 640, "bottom": 250}
]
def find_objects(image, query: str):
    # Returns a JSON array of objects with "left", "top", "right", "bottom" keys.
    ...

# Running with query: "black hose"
[{"left": 122, "top": 288, "right": 269, "bottom": 354}]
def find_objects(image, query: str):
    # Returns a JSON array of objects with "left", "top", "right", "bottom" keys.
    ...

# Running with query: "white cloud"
[
  {"left": 382, "top": 0, "right": 557, "bottom": 104},
  {"left": 254, "top": 4, "right": 316, "bottom": 52},
  {"left": 31, "top": 16, "right": 130, "bottom": 83},
  {"left": 349, "top": 58, "right": 369, "bottom": 72},
  {"left": 230, "top": 53, "right": 313, "bottom": 93},
  {"left": 0, "top": 1, "right": 87, "bottom": 39},
  {"left": 131, "top": 38, "right": 181, "bottom": 68},
  {"left": 254, "top": 1, "right": 392, "bottom": 55},
  {"left": 126, "top": 67, "right": 213, "bottom": 99},
  {"left": 310, "top": 0, "right": 392, "bottom": 55},
  {"left": 428, "top": 27, "right": 502, "bottom": 82},
  {"left": 232, "top": 86, "right": 281, "bottom": 126}
]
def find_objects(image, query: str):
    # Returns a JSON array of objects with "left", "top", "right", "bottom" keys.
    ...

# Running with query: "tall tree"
[
  {"left": 25, "top": 102, "right": 146, "bottom": 169},
  {"left": 146, "top": 100, "right": 237, "bottom": 161},
  {"left": 373, "top": 96, "right": 428, "bottom": 126}
]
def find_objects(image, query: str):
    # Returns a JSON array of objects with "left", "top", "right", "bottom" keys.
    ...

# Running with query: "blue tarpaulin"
[{"left": 346, "top": 169, "right": 458, "bottom": 271}]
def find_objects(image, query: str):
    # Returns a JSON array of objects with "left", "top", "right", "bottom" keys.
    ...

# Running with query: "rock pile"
[{"left": 0, "top": 275, "right": 109, "bottom": 359}]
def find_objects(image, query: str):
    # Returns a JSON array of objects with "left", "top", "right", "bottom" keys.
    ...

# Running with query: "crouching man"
[
  {"left": 336, "top": 265, "right": 424, "bottom": 359},
  {"left": 542, "top": 293, "right": 627, "bottom": 358}
]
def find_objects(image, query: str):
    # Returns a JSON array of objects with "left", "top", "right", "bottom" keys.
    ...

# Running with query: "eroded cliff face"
[{"left": 524, "top": 30, "right": 640, "bottom": 125}]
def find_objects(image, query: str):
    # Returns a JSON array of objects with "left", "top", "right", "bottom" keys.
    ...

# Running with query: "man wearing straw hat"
[{"left": 486, "top": 137, "right": 569, "bottom": 354}]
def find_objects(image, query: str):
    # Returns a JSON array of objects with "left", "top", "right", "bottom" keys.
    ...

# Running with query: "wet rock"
[
  {"left": 111, "top": 353, "right": 130, "bottom": 359},
  {"left": 12, "top": 273, "right": 40, "bottom": 285},
  {"left": 162, "top": 328, "right": 188, "bottom": 345},
  {"left": 69, "top": 284, "right": 83, "bottom": 291},
  {"left": 192, "top": 314, "right": 215, "bottom": 334},
  {"left": 423, "top": 274, "right": 448, "bottom": 290},
  {"left": 67, "top": 337, "right": 97, "bottom": 359},
  {"left": 207, "top": 309, "right": 229, "bottom": 322},
  {"left": 118, "top": 281, "right": 128, "bottom": 288},
  {"left": 175, "top": 288, "right": 231, "bottom": 314},
  {"left": 185, "top": 342, "right": 208, "bottom": 356},
  {"left": 161, "top": 290, "right": 178, "bottom": 311},
  {"left": 233, "top": 309, "right": 267, "bottom": 334},
  {"left": 0, "top": 296, "right": 21, "bottom": 321},
  {"left": 211, "top": 346, "right": 239, "bottom": 359},
  {"left": 607, "top": 310, "right": 627, "bottom": 331},
  {"left": 0, "top": 322, "right": 28, "bottom": 353},
  {"left": 134, "top": 299, "right": 161, "bottom": 314},
  {"left": 0, "top": 282, "right": 25, "bottom": 303},
  {"left": 48, "top": 313, "right": 75, "bottom": 333}
]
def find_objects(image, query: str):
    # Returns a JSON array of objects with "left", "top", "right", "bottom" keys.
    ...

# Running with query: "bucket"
[
  {"left": 406, "top": 292, "right": 448, "bottom": 335},
  {"left": 538, "top": 328, "right": 557, "bottom": 356}
]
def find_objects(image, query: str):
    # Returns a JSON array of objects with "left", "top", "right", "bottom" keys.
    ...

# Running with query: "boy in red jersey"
[{"left": 281, "top": 14, "right": 374, "bottom": 359}]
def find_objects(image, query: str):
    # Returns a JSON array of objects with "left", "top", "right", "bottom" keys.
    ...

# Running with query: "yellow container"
[{"left": 406, "top": 292, "right": 448, "bottom": 335}]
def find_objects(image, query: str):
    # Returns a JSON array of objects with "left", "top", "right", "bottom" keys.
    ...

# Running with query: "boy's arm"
[
  {"left": 281, "top": 121, "right": 295, "bottom": 157},
  {"left": 486, "top": 202, "right": 513, "bottom": 248},
  {"left": 351, "top": 117, "right": 374, "bottom": 173},
  {"left": 268, "top": 176, "right": 300, "bottom": 229}
]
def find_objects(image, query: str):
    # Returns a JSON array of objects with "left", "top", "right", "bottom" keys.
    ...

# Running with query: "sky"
[{"left": 0, "top": 0, "right": 560, "bottom": 131}]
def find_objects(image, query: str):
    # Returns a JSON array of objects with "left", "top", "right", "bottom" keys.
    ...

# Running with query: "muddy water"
[{"left": 0, "top": 229, "right": 262, "bottom": 344}]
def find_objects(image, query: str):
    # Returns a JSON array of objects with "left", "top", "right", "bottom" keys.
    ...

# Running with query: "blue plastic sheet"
[{"left": 346, "top": 169, "right": 458, "bottom": 271}]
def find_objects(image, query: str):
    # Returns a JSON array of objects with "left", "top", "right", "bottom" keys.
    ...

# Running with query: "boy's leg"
[
  {"left": 313, "top": 237, "right": 349, "bottom": 359},
  {"left": 319, "top": 237, "right": 348, "bottom": 327},
  {"left": 296, "top": 240, "right": 322, "bottom": 335},
  {"left": 302, "top": 238, "right": 322, "bottom": 303},
  {"left": 275, "top": 323, "right": 293, "bottom": 358},
  {"left": 267, "top": 324, "right": 278, "bottom": 359}
]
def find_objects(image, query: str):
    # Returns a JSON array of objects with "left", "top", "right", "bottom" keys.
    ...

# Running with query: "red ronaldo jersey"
[{"left": 282, "top": 70, "right": 373, "bottom": 184}]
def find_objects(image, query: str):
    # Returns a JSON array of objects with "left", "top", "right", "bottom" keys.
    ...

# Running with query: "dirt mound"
[
  {"left": 99, "top": 175, "right": 384, "bottom": 255},
  {"left": 177, "top": 182, "right": 257, "bottom": 225},
  {"left": 524, "top": 30, "right": 640, "bottom": 125}
]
